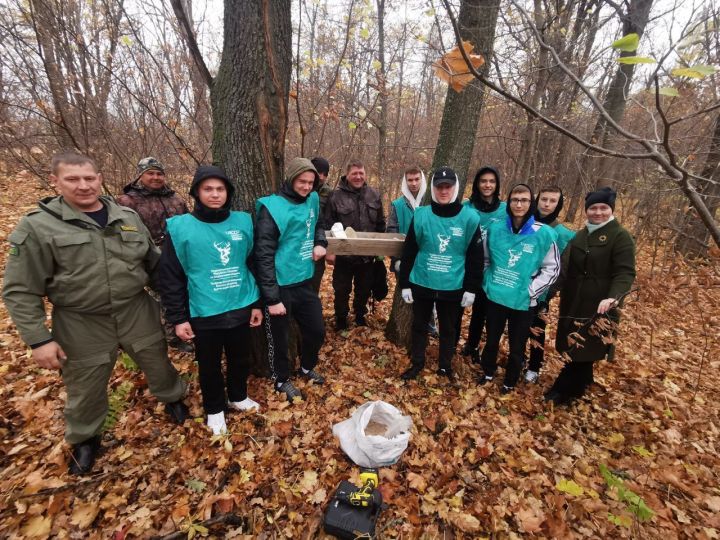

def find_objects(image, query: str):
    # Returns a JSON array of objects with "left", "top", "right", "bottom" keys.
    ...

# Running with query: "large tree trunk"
[
  {"left": 386, "top": 0, "right": 501, "bottom": 348},
  {"left": 675, "top": 113, "right": 720, "bottom": 257},
  {"left": 209, "top": 1, "right": 292, "bottom": 375},
  {"left": 565, "top": 0, "right": 654, "bottom": 220},
  {"left": 430, "top": 0, "right": 502, "bottom": 193},
  {"left": 211, "top": 0, "right": 292, "bottom": 212}
]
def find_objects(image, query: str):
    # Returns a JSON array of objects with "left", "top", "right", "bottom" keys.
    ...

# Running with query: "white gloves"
[
  {"left": 394, "top": 260, "right": 401, "bottom": 272},
  {"left": 401, "top": 288, "right": 414, "bottom": 304},
  {"left": 460, "top": 292, "right": 476, "bottom": 308},
  {"left": 529, "top": 297, "right": 537, "bottom": 308}
]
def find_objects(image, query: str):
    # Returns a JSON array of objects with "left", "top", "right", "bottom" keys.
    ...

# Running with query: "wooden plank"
[{"left": 326, "top": 230, "right": 406, "bottom": 256}]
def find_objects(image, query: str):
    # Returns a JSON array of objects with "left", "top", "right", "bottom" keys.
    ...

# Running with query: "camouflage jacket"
[{"left": 116, "top": 181, "right": 189, "bottom": 246}]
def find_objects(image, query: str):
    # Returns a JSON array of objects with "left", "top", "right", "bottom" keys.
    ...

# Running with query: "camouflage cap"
[{"left": 136, "top": 157, "right": 165, "bottom": 180}]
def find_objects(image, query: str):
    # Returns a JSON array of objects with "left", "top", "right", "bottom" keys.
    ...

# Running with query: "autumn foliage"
[{"left": 1, "top": 175, "right": 719, "bottom": 538}]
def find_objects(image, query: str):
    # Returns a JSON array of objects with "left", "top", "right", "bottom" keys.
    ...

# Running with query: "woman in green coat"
[{"left": 545, "top": 187, "right": 636, "bottom": 405}]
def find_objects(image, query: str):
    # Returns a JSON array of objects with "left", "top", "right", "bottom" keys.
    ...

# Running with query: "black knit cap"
[
  {"left": 585, "top": 186, "right": 616, "bottom": 210},
  {"left": 432, "top": 166, "right": 457, "bottom": 186},
  {"left": 310, "top": 156, "right": 330, "bottom": 175}
]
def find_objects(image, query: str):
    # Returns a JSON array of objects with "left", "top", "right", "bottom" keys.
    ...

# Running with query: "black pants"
[
  {"left": 480, "top": 300, "right": 534, "bottom": 387},
  {"left": 332, "top": 258, "right": 374, "bottom": 320},
  {"left": 411, "top": 296, "right": 461, "bottom": 371},
  {"left": 311, "top": 258, "right": 325, "bottom": 293},
  {"left": 528, "top": 309, "right": 547, "bottom": 372},
  {"left": 548, "top": 361, "right": 594, "bottom": 398},
  {"left": 266, "top": 283, "right": 325, "bottom": 383},
  {"left": 463, "top": 289, "right": 489, "bottom": 350},
  {"left": 194, "top": 325, "right": 250, "bottom": 415}
]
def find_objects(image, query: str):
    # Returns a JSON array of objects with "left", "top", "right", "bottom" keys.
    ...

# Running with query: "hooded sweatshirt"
[
  {"left": 482, "top": 184, "right": 560, "bottom": 310},
  {"left": 534, "top": 189, "right": 575, "bottom": 254},
  {"left": 387, "top": 171, "right": 428, "bottom": 235},
  {"left": 255, "top": 157, "right": 328, "bottom": 304},
  {"left": 464, "top": 166, "right": 507, "bottom": 230},
  {"left": 159, "top": 165, "right": 260, "bottom": 329}
]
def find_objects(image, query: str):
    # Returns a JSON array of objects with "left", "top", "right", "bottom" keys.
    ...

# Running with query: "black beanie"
[
  {"left": 310, "top": 157, "right": 330, "bottom": 176},
  {"left": 585, "top": 187, "right": 616, "bottom": 210}
]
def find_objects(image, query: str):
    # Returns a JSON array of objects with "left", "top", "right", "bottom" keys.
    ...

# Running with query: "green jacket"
[
  {"left": 555, "top": 219, "right": 636, "bottom": 363},
  {"left": 3, "top": 196, "right": 160, "bottom": 346}
]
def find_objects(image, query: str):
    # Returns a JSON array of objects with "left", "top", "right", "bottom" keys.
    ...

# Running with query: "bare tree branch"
[{"left": 169, "top": 0, "right": 213, "bottom": 88}]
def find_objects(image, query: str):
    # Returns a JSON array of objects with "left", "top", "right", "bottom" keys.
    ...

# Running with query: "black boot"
[
  {"left": 68, "top": 436, "right": 101, "bottom": 476},
  {"left": 355, "top": 314, "right": 367, "bottom": 327},
  {"left": 165, "top": 400, "right": 190, "bottom": 424},
  {"left": 401, "top": 364, "right": 423, "bottom": 380}
]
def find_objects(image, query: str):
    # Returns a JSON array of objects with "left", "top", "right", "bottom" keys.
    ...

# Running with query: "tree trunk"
[
  {"left": 675, "top": 113, "right": 720, "bottom": 257},
  {"left": 211, "top": 0, "right": 292, "bottom": 212},
  {"left": 384, "top": 279, "right": 412, "bottom": 350},
  {"left": 209, "top": 0, "right": 292, "bottom": 375},
  {"left": 565, "top": 0, "right": 654, "bottom": 220},
  {"left": 430, "top": 0, "right": 501, "bottom": 193},
  {"left": 386, "top": 0, "right": 501, "bottom": 349},
  {"left": 376, "top": 0, "right": 387, "bottom": 196}
]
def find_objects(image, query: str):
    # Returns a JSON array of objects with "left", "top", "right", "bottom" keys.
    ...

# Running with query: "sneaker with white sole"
[
  {"left": 524, "top": 370, "right": 539, "bottom": 383},
  {"left": 207, "top": 411, "right": 227, "bottom": 435},
  {"left": 229, "top": 397, "right": 260, "bottom": 412}
]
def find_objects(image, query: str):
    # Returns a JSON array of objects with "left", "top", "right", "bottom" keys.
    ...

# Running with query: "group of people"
[{"left": 3, "top": 151, "right": 636, "bottom": 476}]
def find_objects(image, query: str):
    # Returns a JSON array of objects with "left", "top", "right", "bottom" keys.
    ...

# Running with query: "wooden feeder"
[{"left": 326, "top": 228, "right": 405, "bottom": 257}]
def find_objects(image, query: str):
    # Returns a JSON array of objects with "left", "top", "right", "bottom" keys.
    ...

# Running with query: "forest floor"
[{"left": 0, "top": 174, "right": 719, "bottom": 540}]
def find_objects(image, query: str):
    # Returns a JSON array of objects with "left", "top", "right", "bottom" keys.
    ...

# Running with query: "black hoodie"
[
  {"left": 158, "top": 165, "right": 260, "bottom": 329},
  {"left": 534, "top": 189, "right": 564, "bottom": 225},
  {"left": 469, "top": 166, "right": 502, "bottom": 213}
]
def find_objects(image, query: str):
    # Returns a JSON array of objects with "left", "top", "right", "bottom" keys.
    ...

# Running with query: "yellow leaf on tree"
[
  {"left": 556, "top": 479, "right": 585, "bottom": 496},
  {"left": 432, "top": 41, "right": 485, "bottom": 92}
]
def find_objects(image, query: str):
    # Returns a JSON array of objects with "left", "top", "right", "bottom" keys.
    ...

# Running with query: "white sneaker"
[
  {"left": 207, "top": 411, "right": 227, "bottom": 435},
  {"left": 228, "top": 397, "right": 260, "bottom": 412},
  {"left": 524, "top": 370, "right": 539, "bottom": 383}
]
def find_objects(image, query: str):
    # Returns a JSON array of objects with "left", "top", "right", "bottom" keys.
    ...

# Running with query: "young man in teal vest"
[
  {"left": 525, "top": 186, "right": 575, "bottom": 383},
  {"left": 479, "top": 183, "right": 560, "bottom": 393},
  {"left": 387, "top": 166, "right": 427, "bottom": 275},
  {"left": 398, "top": 166, "right": 484, "bottom": 381},
  {"left": 460, "top": 166, "right": 506, "bottom": 361},
  {"left": 160, "top": 165, "right": 263, "bottom": 435},
  {"left": 255, "top": 158, "right": 328, "bottom": 402}
]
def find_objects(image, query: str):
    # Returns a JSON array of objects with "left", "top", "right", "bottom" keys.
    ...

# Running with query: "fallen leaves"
[{"left": 1, "top": 178, "right": 720, "bottom": 537}]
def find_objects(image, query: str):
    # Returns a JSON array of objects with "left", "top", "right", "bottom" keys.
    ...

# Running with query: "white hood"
[{"left": 400, "top": 171, "right": 427, "bottom": 210}]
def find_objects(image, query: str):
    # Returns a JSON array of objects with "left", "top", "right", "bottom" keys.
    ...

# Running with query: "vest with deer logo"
[
  {"left": 410, "top": 205, "right": 480, "bottom": 291},
  {"left": 166, "top": 212, "right": 259, "bottom": 318},
  {"left": 256, "top": 191, "right": 319, "bottom": 286},
  {"left": 483, "top": 217, "right": 557, "bottom": 310}
]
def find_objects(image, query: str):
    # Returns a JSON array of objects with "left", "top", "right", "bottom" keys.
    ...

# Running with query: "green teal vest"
[
  {"left": 166, "top": 212, "right": 260, "bottom": 318},
  {"left": 256, "top": 191, "right": 319, "bottom": 286},
  {"left": 464, "top": 200, "right": 507, "bottom": 231},
  {"left": 538, "top": 222, "right": 575, "bottom": 302},
  {"left": 554, "top": 223, "right": 575, "bottom": 253},
  {"left": 410, "top": 205, "right": 480, "bottom": 291},
  {"left": 483, "top": 220, "right": 557, "bottom": 310},
  {"left": 391, "top": 197, "right": 414, "bottom": 235}
]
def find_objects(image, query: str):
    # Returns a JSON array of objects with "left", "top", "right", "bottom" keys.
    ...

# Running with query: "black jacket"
[
  {"left": 158, "top": 207, "right": 260, "bottom": 331},
  {"left": 399, "top": 200, "right": 484, "bottom": 301},
  {"left": 254, "top": 183, "right": 328, "bottom": 305}
]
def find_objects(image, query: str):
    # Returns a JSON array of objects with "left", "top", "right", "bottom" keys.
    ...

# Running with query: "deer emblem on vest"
[
  {"left": 507, "top": 248, "right": 522, "bottom": 268},
  {"left": 437, "top": 234, "right": 451, "bottom": 253},
  {"left": 214, "top": 241, "right": 231, "bottom": 265}
]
